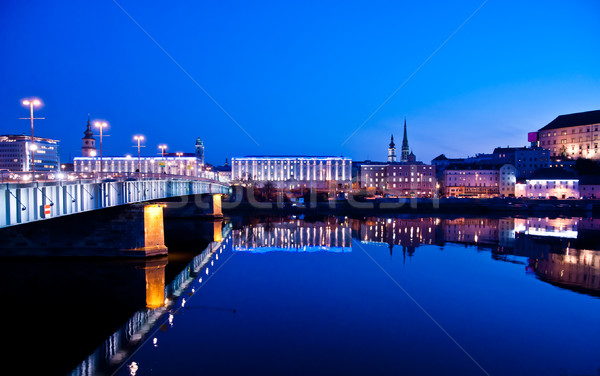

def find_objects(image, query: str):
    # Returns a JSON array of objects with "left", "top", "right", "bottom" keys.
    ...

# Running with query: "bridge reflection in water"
[
  {"left": 69, "top": 214, "right": 600, "bottom": 375},
  {"left": 358, "top": 216, "right": 600, "bottom": 297},
  {"left": 69, "top": 220, "right": 232, "bottom": 376}
]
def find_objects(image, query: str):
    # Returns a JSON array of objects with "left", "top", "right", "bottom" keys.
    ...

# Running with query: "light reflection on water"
[{"left": 76, "top": 215, "right": 600, "bottom": 375}]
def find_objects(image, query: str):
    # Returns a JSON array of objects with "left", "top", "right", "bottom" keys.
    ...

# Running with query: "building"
[
  {"left": 578, "top": 175, "right": 600, "bottom": 199},
  {"left": 536, "top": 109, "right": 600, "bottom": 159},
  {"left": 0, "top": 134, "right": 60, "bottom": 172},
  {"left": 514, "top": 168, "right": 579, "bottom": 199},
  {"left": 360, "top": 163, "right": 436, "bottom": 197},
  {"left": 214, "top": 159, "right": 232, "bottom": 183},
  {"left": 443, "top": 164, "right": 515, "bottom": 198},
  {"left": 231, "top": 156, "right": 352, "bottom": 191},
  {"left": 499, "top": 164, "right": 517, "bottom": 197},
  {"left": 81, "top": 115, "right": 96, "bottom": 157},
  {"left": 74, "top": 137, "right": 213, "bottom": 179},
  {"left": 515, "top": 147, "right": 550, "bottom": 178},
  {"left": 73, "top": 155, "right": 213, "bottom": 178},
  {"left": 387, "top": 135, "right": 396, "bottom": 163},
  {"left": 195, "top": 137, "right": 205, "bottom": 165}
]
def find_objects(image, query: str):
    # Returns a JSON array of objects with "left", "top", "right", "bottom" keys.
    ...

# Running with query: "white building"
[
  {"left": 0, "top": 134, "right": 60, "bottom": 172},
  {"left": 515, "top": 175, "right": 579, "bottom": 199},
  {"left": 73, "top": 155, "right": 215, "bottom": 179},
  {"left": 499, "top": 164, "right": 517, "bottom": 197},
  {"left": 231, "top": 156, "right": 352, "bottom": 190}
]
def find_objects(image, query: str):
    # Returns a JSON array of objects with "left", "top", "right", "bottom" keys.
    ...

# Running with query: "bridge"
[{"left": 0, "top": 177, "right": 230, "bottom": 228}]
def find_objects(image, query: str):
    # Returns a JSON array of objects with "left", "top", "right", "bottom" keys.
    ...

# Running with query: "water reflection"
[
  {"left": 70, "top": 221, "right": 232, "bottom": 376},
  {"left": 359, "top": 215, "right": 600, "bottom": 297},
  {"left": 233, "top": 217, "right": 351, "bottom": 253}
]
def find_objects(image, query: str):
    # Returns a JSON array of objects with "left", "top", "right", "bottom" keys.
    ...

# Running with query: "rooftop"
[
  {"left": 539, "top": 110, "right": 600, "bottom": 131},
  {"left": 528, "top": 168, "right": 577, "bottom": 180}
]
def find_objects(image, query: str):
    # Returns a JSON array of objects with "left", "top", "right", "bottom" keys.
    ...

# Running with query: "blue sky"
[{"left": 1, "top": 0, "right": 599, "bottom": 165}]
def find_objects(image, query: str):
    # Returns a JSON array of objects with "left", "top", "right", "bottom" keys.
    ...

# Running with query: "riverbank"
[{"left": 221, "top": 197, "right": 600, "bottom": 216}]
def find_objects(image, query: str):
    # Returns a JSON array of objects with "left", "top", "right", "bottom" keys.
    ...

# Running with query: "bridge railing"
[
  {"left": 0, "top": 177, "right": 230, "bottom": 228},
  {"left": 0, "top": 170, "right": 227, "bottom": 185}
]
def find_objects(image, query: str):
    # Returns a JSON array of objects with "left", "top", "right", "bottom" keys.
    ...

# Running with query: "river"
[{"left": 3, "top": 214, "right": 600, "bottom": 375}]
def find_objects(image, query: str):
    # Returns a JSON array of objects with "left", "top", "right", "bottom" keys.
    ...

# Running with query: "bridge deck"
[{"left": 0, "top": 178, "right": 230, "bottom": 228}]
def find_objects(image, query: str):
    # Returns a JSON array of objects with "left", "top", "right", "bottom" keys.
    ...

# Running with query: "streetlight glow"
[
  {"left": 20, "top": 97, "right": 44, "bottom": 181},
  {"left": 94, "top": 121, "right": 109, "bottom": 177}
]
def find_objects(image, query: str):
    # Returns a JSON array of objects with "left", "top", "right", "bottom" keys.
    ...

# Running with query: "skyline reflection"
[
  {"left": 358, "top": 215, "right": 600, "bottom": 297},
  {"left": 233, "top": 217, "right": 351, "bottom": 253}
]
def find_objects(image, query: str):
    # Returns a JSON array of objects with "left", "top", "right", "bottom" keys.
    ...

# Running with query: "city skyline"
[{"left": 1, "top": 0, "right": 600, "bottom": 165}]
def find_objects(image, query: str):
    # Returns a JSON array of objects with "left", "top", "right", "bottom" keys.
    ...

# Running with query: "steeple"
[
  {"left": 83, "top": 114, "right": 94, "bottom": 140},
  {"left": 195, "top": 136, "right": 205, "bottom": 165},
  {"left": 81, "top": 114, "right": 97, "bottom": 157},
  {"left": 401, "top": 118, "right": 409, "bottom": 163},
  {"left": 388, "top": 134, "right": 396, "bottom": 163}
]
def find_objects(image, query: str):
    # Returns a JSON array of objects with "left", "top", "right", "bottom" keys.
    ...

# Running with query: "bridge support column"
[
  {"left": 122, "top": 203, "right": 168, "bottom": 257},
  {"left": 212, "top": 194, "right": 223, "bottom": 217}
]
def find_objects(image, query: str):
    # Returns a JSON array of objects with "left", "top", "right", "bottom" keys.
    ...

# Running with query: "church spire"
[
  {"left": 81, "top": 114, "right": 97, "bottom": 157},
  {"left": 388, "top": 133, "right": 396, "bottom": 163},
  {"left": 401, "top": 117, "right": 409, "bottom": 162}
]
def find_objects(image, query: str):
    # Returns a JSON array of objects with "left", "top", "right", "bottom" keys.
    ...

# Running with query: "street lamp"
[
  {"left": 133, "top": 135, "right": 145, "bottom": 177},
  {"left": 158, "top": 145, "right": 167, "bottom": 176},
  {"left": 176, "top": 152, "right": 183, "bottom": 176},
  {"left": 94, "top": 121, "right": 108, "bottom": 178},
  {"left": 20, "top": 98, "right": 44, "bottom": 181}
]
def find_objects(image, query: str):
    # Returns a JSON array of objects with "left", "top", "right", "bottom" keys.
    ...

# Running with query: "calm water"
[
  {"left": 3, "top": 215, "right": 600, "bottom": 375},
  {"left": 113, "top": 215, "right": 599, "bottom": 376}
]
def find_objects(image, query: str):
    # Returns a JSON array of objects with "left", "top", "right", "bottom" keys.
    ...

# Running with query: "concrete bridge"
[{"left": 0, "top": 177, "right": 230, "bottom": 228}]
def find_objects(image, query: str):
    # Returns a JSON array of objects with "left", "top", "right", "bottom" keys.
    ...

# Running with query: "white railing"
[{"left": 0, "top": 178, "right": 230, "bottom": 228}]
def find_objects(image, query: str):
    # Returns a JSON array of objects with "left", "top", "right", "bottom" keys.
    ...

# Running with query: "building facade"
[
  {"left": 360, "top": 163, "right": 437, "bottom": 197},
  {"left": 73, "top": 155, "right": 214, "bottom": 179},
  {"left": 0, "top": 134, "right": 60, "bottom": 172},
  {"left": 499, "top": 164, "right": 517, "bottom": 197},
  {"left": 443, "top": 164, "right": 515, "bottom": 198},
  {"left": 515, "top": 179, "right": 579, "bottom": 199},
  {"left": 515, "top": 148, "right": 550, "bottom": 178},
  {"left": 537, "top": 110, "right": 600, "bottom": 159},
  {"left": 231, "top": 156, "right": 352, "bottom": 190}
]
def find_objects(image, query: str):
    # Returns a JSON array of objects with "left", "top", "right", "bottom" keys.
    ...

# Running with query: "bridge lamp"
[
  {"left": 158, "top": 145, "right": 167, "bottom": 157},
  {"left": 133, "top": 135, "right": 145, "bottom": 175},
  {"left": 21, "top": 98, "right": 44, "bottom": 181}
]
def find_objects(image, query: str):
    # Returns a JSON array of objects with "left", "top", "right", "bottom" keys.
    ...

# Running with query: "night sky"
[{"left": 1, "top": 0, "right": 599, "bottom": 166}]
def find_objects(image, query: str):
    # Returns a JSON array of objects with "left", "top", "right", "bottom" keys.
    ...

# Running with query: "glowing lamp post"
[
  {"left": 158, "top": 144, "right": 167, "bottom": 176},
  {"left": 176, "top": 152, "right": 183, "bottom": 175},
  {"left": 20, "top": 98, "right": 43, "bottom": 181},
  {"left": 133, "top": 135, "right": 145, "bottom": 177},
  {"left": 94, "top": 121, "right": 108, "bottom": 177}
]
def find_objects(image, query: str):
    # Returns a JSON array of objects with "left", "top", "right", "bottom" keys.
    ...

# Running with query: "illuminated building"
[
  {"left": 195, "top": 137, "right": 205, "bottom": 166},
  {"left": 514, "top": 168, "right": 579, "bottom": 199},
  {"left": 0, "top": 134, "right": 60, "bottom": 171},
  {"left": 361, "top": 163, "right": 437, "bottom": 197},
  {"left": 388, "top": 134, "right": 396, "bottom": 163},
  {"left": 443, "top": 164, "right": 514, "bottom": 198},
  {"left": 231, "top": 156, "right": 352, "bottom": 190},
  {"left": 536, "top": 109, "right": 600, "bottom": 159},
  {"left": 499, "top": 164, "right": 517, "bottom": 197},
  {"left": 74, "top": 138, "right": 213, "bottom": 178}
]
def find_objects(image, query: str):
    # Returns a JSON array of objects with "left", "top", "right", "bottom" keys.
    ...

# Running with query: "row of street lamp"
[{"left": 20, "top": 97, "right": 182, "bottom": 179}]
